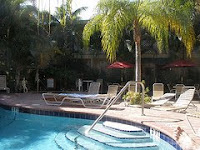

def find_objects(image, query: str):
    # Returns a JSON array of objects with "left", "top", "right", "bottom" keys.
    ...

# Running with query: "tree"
[
  {"left": 83, "top": 0, "right": 195, "bottom": 83},
  {"left": 54, "top": 0, "right": 87, "bottom": 49},
  {"left": 49, "top": 0, "right": 87, "bottom": 89},
  {"left": 0, "top": 0, "right": 57, "bottom": 91},
  {"left": 10, "top": 4, "right": 39, "bottom": 91},
  {"left": 52, "top": 0, "right": 87, "bottom": 64},
  {"left": 21, "top": 1, "right": 60, "bottom": 92},
  {"left": 0, "top": 0, "right": 33, "bottom": 91}
]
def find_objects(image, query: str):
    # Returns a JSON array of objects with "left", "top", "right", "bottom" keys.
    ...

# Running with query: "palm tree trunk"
[{"left": 133, "top": 20, "right": 142, "bottom": 83}]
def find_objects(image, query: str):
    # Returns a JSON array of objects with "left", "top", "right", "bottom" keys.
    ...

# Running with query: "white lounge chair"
[
  {"left": 62, "top": 84, "right": 119, "bottom": 108},
  {"left": 42, "top": 82, "right": 118, "bottom": 108},
  {"left": 151, "top": 83, "right": 164, "bottom": 101},
  {"left": 88, "top": 82, "right": 101, "bottom": 94},
  {"left": 42, "top": 82, "right": 100, "bottom": 106},
  {"left": 96, "top": 79, "right": 103, "bottom": 93},
  {"left": 88, "top": 84, "right": 119, "bottom": 107},
  {"left": 174, "top": 84, "right": 185, "bottom": 100},
  {"left": 0, "top": 75, "right": 10, "bottom": 93},
  {"left": 145, "top": 93, "right": 175, "bottom": 107},
  {"left": 151, "top": 88, "right": 196, "bottom": 111},
  {"left": 106, "top": 84, "right": 119, "bottom": 97}
]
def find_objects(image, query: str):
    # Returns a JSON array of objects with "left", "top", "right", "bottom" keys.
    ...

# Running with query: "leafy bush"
[
  {"left": 122, "top": 80, "right": 151, "bottom": 105},
  {"left": 122, "top": 91, "right": 151, "bottom": 105}
]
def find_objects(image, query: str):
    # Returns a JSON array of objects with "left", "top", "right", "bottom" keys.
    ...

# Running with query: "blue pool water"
[{"left": 0, "top": 107, "right": 178, "bottom": 150}]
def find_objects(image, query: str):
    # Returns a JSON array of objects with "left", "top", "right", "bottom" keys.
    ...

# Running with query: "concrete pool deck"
[{"left": 0, "top": 92, "right": 200, "bottom": 150}]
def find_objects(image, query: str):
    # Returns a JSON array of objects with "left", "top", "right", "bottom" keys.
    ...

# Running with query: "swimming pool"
[{"left": 0, "top": 107, "right": 181, "bottom": 150}]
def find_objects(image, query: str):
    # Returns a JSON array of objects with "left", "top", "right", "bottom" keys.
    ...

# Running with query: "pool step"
[
  {"left": 66, "top": 130, "right": 112, "bottom": 150},
  {"left": 78, "top": 126, "right": 153, "bottom": 143},
  {"left": 103, "top": 121, "right": 143, "bottom": 132},
  {"left": 55, "top": 131, "right": 85, "bottom": 150},
  {"left": 91, "top": 124, "right": 147, "bottom": 138},
  {"left": 65, "top": 121, "right": 159, "bottom": 150},
  {"left": 66, "top": 130, "right": 158, "bottom": 150}
]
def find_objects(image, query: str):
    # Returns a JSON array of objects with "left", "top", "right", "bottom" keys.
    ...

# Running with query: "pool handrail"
[{"left": 85, "top": 81, "right": 145, "bottom": 134}]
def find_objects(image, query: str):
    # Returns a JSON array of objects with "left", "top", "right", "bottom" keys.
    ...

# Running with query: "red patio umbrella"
[
  {"left": 107, "top": 61, "right": 133, "bottom": 69},
  {"left": 107, "top": 61, "right": 134, "bottom": 83},
  {"left": 163, "top": 60, "right": 197, "bottom": 83},
  {"left": 163, "top": 60, "right": 197, "bottom": 68}
]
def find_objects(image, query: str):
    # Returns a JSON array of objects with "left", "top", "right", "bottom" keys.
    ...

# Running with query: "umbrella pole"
[
  {"left": 121, "top": 70, "right": 123, "bottom": 83},
  {"left": 181, "top": 68, "right": 184, "bottom": 83},
  {"left": 182, "top": 68, "right": 185, "bottom": 83}
]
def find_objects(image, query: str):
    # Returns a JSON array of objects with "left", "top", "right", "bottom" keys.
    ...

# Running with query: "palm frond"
[
  {"left": 72, "top": 7, "right": 88, "bottom": 18},
  {"left": 83, "top": 0, "right": 195, "bottom": 61},
  {"left": 82, "top": 14, "right": 104, "bottom": 48},
  {"left": 83, "top": 0, "right": 136, "bottom": 62},
  {"left": 139, "top": 0, "right": 195, "bottom": 55},
  {"left": 101, "top": 4, "right": 134, "bottom": 61},
  {"left": 163, "top": 0, "right": 195, "bottom": 56}
]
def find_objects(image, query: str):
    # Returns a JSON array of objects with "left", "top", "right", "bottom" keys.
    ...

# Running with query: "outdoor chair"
[
  {"left": 85, "top": 84, "right": 119, "bottom": 107},
  {"left": 151, "top": 83, "right": 164, "bottom": 101},
  {"left": 145, "top": 93, "right": 175, "bottom": 107},
  {"left": 42, "top": 82, "right": 100, "bottom": 106},
  {"left": 87, "top": 82, "right": 101, "bottom": 94},
  {"left": 0, "top": 75, "right": 10, "bottom": 93},
  {"left": 42, "top": 82, "right": 118, "bottom": 108},
  {"left": 151, "top": 87, "right": 196, "bottom": 112},
  {"left": 174, "top": 84, "right": 185, "bottom": 100},
  {"left": 96, "top": 79, "right": 103, "bottom": 93},
  {"left": 106, "top": 84, "right": 119, "bottom": 97},
  {"left": 69, "top": 84, "right": 119, "bottom": 108}
]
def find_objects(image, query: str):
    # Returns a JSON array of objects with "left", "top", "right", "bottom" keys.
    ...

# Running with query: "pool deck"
[{"left": 0, "top": 92, "right": 200, "bottom": 150}]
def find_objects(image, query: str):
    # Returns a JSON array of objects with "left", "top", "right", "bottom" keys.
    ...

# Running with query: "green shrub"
[
  {"left": 122, "top": 80, "right": 151, "bottom": 105},
  {"left": 123, "top": 91, "right": 151, "bottom": 105}
]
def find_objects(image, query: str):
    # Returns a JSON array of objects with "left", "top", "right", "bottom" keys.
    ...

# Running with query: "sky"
[{"left": 35, "top": 0, "right": 99, "bottom": 20}]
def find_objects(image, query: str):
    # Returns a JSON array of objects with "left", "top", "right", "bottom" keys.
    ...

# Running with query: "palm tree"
[
  {"left": 0, "top": 0, "right": 33, "bottom": 91},
  {"left": 11, "top": 4, "right": 39, "bottom": 91},
  {"left": 50, "top": 0, "right": 87, "bottom": 89},
  {"left": 83, "top": 0, "right": 195, "bottom": 83},
  {"left": 54, "top": 0, "right": 87, "bottom": 30},
  {"left": 53, "top": 0, "right": 87, "bottom": 51}
]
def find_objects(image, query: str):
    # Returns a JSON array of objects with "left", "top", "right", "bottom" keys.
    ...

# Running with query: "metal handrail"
[{"left": 85, "top": 81, "right": 145, "bottom": 134}]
